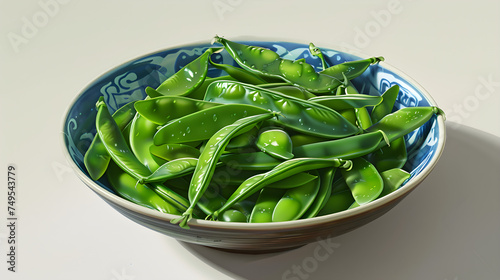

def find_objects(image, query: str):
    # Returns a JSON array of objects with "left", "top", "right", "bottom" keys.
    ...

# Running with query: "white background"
[{"left": 1, "top": 0, "right": 499, "bottom": 279}]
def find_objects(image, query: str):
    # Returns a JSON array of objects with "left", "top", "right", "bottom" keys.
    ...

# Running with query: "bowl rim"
[{"left": 61, "top": 39, "right": 446, "bottom": 231}]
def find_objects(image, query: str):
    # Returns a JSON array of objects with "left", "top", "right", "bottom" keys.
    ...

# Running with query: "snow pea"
[
  {"left": 309, "top": 94, "right": 382, "bottom": 111},
  {"left": 365, "top": 137, "right": 407, "bottom": 172},
  {"left": 134, "top": 96, "right": 221, "bottom": 125},
  {"left": 341, "top": 157, "right": 383, "bottom": 205},
  {"left": 290, "top": 133, "right": 325, "bottom": 147},
  {"left": 225, "top": 125, "right": 259, "bottom": 150},
  {"left": 293, "top": 130, "right": 388, "bottom": 159},
  {"left": 301, "top": 167, "right": 336, "bottom": 219},
  {"left": 319, "top": 56, "right": 384, "bottom": 83},
  {"left": 366, "top": 106, "right": 444, "bottom": 148},
  {"left": 129, "top": 113, "right": 164, "bottom": 172},
  {"left": 187, "top": 75, "right": 237, "bottom": 100},
  {"left": 171, "top": 112, "right": 277, "bottom": 229},
  {"left": 84, "top": 100, "right": 136, "bottom": 180},
  {"left": 341, "top": 77, "right": 373, "bottom": 129},
  {"left": 154, "top": 104, "right": 270, "bottom": 145},
  {"left": 370, "top": 85, "right": 400, "bottom": 124},
  {"left": 205, "top": 80, "right": 360, "bottom": 138},
  {"left": 149, "top": 144, "right": 200, "bottom": 162},
  {"left": 249, "top": 188, "right": 286, "bottom": 223},
  {"left": 221, "top": 209, "right": 247, "bottom": 222},
  {"left": 379, "top": 168, "right": 411, "bottom": 197},
  {"left": 264, "top": 172, "right": 318, "bottom": 189},
  {"left": 210, "top": 157, "right": 352, "bottom": 220},
  {"left": 155, "top": 47, "right": 219, "bottom": 96},
  {"left": 214, "top": 36, "right": 375, "bottom": 94},
  {"left": 140, "top": 157, "right": 199, "bottom": 184},
  {"left": 272, "top": 175, "right": 320, "bottom": 222},
  {"left": 106, "top": 162, "right": 180, "bottom": 214},
  {"left": 95, "top": 97, "right": 151, "bottom": 181}
]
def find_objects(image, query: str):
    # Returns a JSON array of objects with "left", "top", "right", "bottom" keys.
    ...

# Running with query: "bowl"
[{"left": 62, "top": 40, "right": 446, "bottom": 253}]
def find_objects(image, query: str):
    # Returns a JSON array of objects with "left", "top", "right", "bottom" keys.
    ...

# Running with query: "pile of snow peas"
[{"left": 84, "top": 37, "right": 444, "bottom": 229}]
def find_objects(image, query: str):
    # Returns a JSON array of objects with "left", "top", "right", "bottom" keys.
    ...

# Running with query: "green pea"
[
  {"left": 320, "top": 56, "right": 384, "bottom": 82},
  {"left": 154, "top": 104, "right": 270, "bottom": 145},
  {"left": 221, "top": 209, "right": 248, "bottom": 222},
  {"left": 150, "top": 144, "right": 200, "bottom": 161},
  {"left": 155, "top": 48, "right": 219, "bottom": 96},
  {"left": 205, "top": 80, "right": 360, "bottom": 138},
  {"left": 95, "top": 97, "right": 150, "bottom": 181},
  {"left": 249, "top": 188, "right": 286, "bottom": 223},
  {"left": 134, "top": 96, "right": 221, "bottom": 125},
  {"left": 365, "top": 137, "right": 407, "bottom": 172},
  {"left": 341, "top": 157, "right": 383, "bottom": 205},
  {"left": 171, "top": 112, "right": 276, "bottom": 229},
  {"left": 106, "top": 162, "right": 180, "bottom": 214},
  {"left": 379, "top": 168, "right": 411, "bottom": 197},
  {"left": 272, "top": 176, "right": 320, "bottom": 222},
  {"left": 84, "top": 100, "right": 136, "bottom": 180}
]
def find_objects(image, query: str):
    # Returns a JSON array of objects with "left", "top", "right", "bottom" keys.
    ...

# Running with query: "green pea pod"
[
  {"left": 309, "top": 42, "right": 328, "bottom": 71},
  {"left": 214, "top": 36, "right": 374, "bottom": 94},
  {"left": 129, "top": 113, "right": 164, "bottom": 172},
  {"left": 301, "top": 167, "right": 336, "bottom": 219},
  {"left": 379, "top": 168, "right": 411, "bottom": 197},
  {"left": 155, "top": 48, "right": 219, "bottom": 96},
  {"left": 370, "top": 85, "right": 400, "bottom": 124},
  {"left": 366, "top": 106, "right": 445, "bottom": 148},
  {"left": 272, "top": 176, "right": 320, "bottom": 222},
  {"left": 134, "top": 96, "right": 221, "bottom": 125},
  {"left": 205, "top": 80, "right": 360, "bottom": 138},
  {"left": 293, "top": 130, "right": 388, "bottom": 159},
  {"left": 147, "top": 182, "right": 192, "bottom": 214},
  {"left": 150, "top": 144, "right": 200, "bottom": 161},
  {"left": 256, "top": 129, "right": 294, "bottom": 160},
  {"left": 208, "top": 56, "right": 268, "bottom": 85},
  {"left": 95, "top": 97, "right": 150, "bottom": 181},
  {"left": 318, "top": 190, "right": 354, "bottom": 216},
  {"left": 141, "top": 157, "right": 199, "bottom": 184},
  {"left": 197, "top": 184, "right": 229, "bottom": 216},
  {"left": 249, "top": 188, "right": 286, "bottom": 223},
  {"left": 340, "top": 76, "right": 372, "bottom": 130},
  {"left": 341, "top": 157, "right": 383, "bottom": 205},
  {"left": 365, "top": 137, "right": 407, "bottom": 172},
  {"left": 309, "top": 94, "right": 382, "bottom": 111},
  {"left": 226, "top": 125, "right": 259, "bottom": 149},
  {"left": 320, "top": 56, "right": 384, "bottom": 82},
  {"left": 211, "top": 157, "right": 352, "bottom": 221},
  {"left": 258, "top": 84, "right": 317, "bottom": 100},
  {"left": 154, "top": 104, "right": 270, "bottom": 145},
  {"left": 171, "top": 112, "right": 277, "bottom": 229},
  {"left": 106, "top": 162, "right": 180, "bottom": 214},
  {"left": 219, "top": 152, "right": 282, "bottom": 170},
  {"left": 84, "top": 100, "right": 136, "bottom": 180}
]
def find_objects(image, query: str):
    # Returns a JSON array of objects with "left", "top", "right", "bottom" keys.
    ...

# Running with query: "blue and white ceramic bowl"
[{"left": 62, "top": 40, "right": 446, "bottom": 253}]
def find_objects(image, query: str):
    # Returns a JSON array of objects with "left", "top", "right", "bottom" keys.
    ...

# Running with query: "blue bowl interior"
[{"left": 63, "top": 41, "right": 441, "bottom": 195}]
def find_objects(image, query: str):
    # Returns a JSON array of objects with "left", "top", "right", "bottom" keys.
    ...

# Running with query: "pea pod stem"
[{"left": 171, "top": 112, "right": 278, "bottom": 229}]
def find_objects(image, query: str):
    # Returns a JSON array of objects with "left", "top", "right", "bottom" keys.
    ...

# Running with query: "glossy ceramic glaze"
[{"left": 62, "top": 40, "right": 446, "bottom": 253}]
